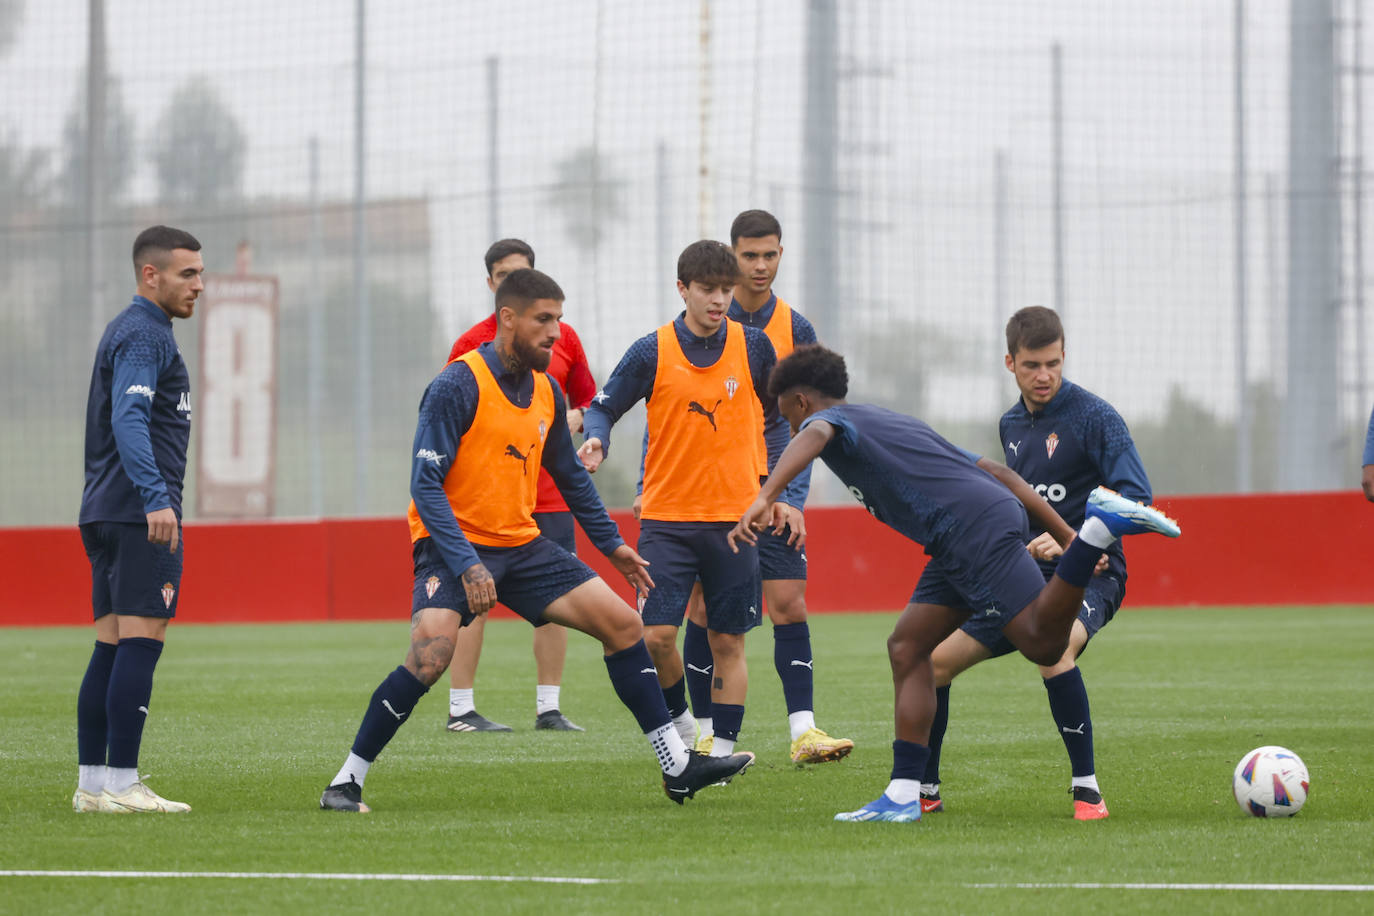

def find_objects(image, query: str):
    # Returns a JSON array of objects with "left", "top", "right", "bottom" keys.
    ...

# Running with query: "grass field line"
[
  {"left": 967, "top": 883, "right": 1374, "bottom": 893},
  {"left": 0, "top": 870, "right": 617, "bottom": 885}
]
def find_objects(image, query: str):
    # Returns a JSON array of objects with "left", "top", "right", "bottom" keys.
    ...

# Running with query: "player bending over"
[
  {"left": 319, "top": 269, "right": 753, "bottom": 813},
  {"left": 727, "top": 345, "right": 1180, "bottom": 823}
]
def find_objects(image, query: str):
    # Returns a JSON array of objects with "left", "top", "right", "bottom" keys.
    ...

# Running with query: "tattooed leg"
[{"left": 404, "top": 608, "right": 462, "bottom": 686}]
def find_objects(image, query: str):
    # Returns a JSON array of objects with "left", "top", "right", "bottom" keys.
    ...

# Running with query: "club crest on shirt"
[
  {"left": 538, "top": 420, "right": 547, "bottom": 442},
  {"left": 724, "top": 376, "right": 739, "bottom": 399},
  {"left": 425, "top": 575, "right": 441, "bottom": 599},
  {"left": 161, "top": 582, "right": 175, "bottom": 609},
  {"left": 1046, "top": 432, "right": 1060, "bottom": 459}
]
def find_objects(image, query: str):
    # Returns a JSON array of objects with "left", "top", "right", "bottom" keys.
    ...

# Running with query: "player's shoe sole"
[
  {"left": 320, "top": 779, "right": 370, "bottom": 813},
  {"left": 663, "top": 750, "right": 754, "bottom": 804},
  {"left": 790, "top": 727, "right": 855, "bottom": 764},
  {"left": 446, "top": 710, "right": 513, "bottom": 732},
  {"left": 919, "top": 793, "right": 944, "bottom": 814},
  {"left": 834, "top": 793, "right": 923, "bottom": 823},
  {"left": 102, "top": 782, "right": 191, "bottom": 813},
  {"left": 1072, "top": 786, "right": 1109, "bottom": 820},
  {"left": 534, "top": 710, "right": 585, "bottom": 731},
  {"left": 1086, "top": 487, "right": 1181, "bottom": 538}
]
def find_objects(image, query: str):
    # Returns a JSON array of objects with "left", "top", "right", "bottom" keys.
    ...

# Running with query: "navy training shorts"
[
  {"left": 757, "top": 523, "right": 807, "bottom": 581},
  {"left": 909, "top": 501, "right": 1046, "bottom": 626},
  {"left": 80, "top": 521, "right": 184, "bottom": 620},
  {"left": 964, "top": 571, "right": 1126, "bottom": 659},
  {"left": 637, "top": 520, "right": 762, "bottom": 635},
  {"left": 410, "top": 535, "right": 596, "bottom": 626}
]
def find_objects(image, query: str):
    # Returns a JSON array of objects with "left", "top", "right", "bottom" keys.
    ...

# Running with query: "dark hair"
[
  {"left": 677, "top": 239, "right": 742, "bottom": 287},
  {"left": 768, "top": 344, "right": 848, "bottom": 400},
  {"left": 132, "top": 225, "right": 201, "bottom": 271},
  {"left": 495, "top": 268, "right": 564, "bottom": 312},
  {"left": 730, "top": 209, "right": 782, "bottom": 246},
  {"left": 1005, "top": 306, "right": 1064, "bottom": 355},
  {"left": 484, "top": 238, "right": 536, "bottom": 276}
]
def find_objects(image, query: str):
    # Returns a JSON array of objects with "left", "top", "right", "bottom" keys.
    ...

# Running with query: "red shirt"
[{"left": 447, "top": 314, "right": 597, "bottom": 513}]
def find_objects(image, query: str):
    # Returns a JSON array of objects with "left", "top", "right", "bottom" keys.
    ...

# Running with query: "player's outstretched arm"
[
  {"left": 729, "top": 421, "right": 832, "bottom": 552},
  {"left": 975, "top": 456, "right": 1075, "bottom": 547}
]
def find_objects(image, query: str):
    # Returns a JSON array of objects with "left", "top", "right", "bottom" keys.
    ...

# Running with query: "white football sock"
[
  {"left": 106, "top": 767, "right": 138, "bottom": 795},
  {"left": 710, "top": 736, "right": 736, "bottom": 757},
  {"left": 788, "top": 711, "right": 816, "bottom": 741},
  {"left": 920, "top": 781, "right": 940, "bottom": 797},
  {"left": 1078, "top": 516, "right": 1116, "bottom": 549},
  {"left": 672, "top": 710, "right": 698, "bottom": 746},
  {"left": 696, "top": 716, "right": 713, "bottom": 738},
  {"left": 449, "top": 688, "right": 475, "bottom": 717},
  {"left": 885, "top": 778, "right": 921, "bottom": 805},
  {"left": 1071, "top": 774, "right": 1101, "bottom": 793},
  {"left": 331, "top": 752, "right": 372, "bottom": 789},
  {"left": 536, "top": 685, "right": 560, "bottom": 716},
  {"left": 649, "top": 723, "right": 690, "bottom": 776},
  {"left": 78, "top": 765, "right": 106, "bottom": 795}
]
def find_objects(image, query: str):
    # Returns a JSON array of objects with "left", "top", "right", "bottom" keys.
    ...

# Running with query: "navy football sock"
[
  {"left": 78, "top": 640, "right": 117, "bottom": 766},
  {"left": 891, "top": 738, "right": 932, "bottom": 783},
  {"left": 713, "top": 703, "right": 745, "bottom": 743},
  {"left": 1044, "top": 667, "right": 1095, "bottom": 777},
  {"left": 772, "top": 621, "right": 815, "bottom": 715},
  {"left": 604, "top": 641, "right": 673, "bottom": 733},
  {"left": 682, "top": 620, "right": 714, "bottom": 718},
  {"left": 106, "top": 637, "right": 164, "bottom": 769},
  {"left": 660, "top": 676, "right": 689, "bottom": 719},
  {"left": 1053, "top": 536, "right": 1101, "bottom": 589},
  {"left": 922, "top": 684, "right": 951, "bottom": 785},
  {"left": 351, "top": 666, "right": 428, "bottom": 761}
]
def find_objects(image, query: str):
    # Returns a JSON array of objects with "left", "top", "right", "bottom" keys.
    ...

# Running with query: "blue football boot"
[{"left": 1086, "top": 487, "right": 1181, "bottom": 538}]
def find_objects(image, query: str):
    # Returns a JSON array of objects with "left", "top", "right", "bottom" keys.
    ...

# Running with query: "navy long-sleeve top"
[{"left": 80, "top": 296, "right": 191, "bottom": 524}]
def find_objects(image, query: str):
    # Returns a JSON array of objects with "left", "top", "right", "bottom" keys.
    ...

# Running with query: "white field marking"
[
  {"left": 966, "top": 883, "right": 1373, "bottom": 893},
  {"left": 0, "top": 870, "right": 615, "bottom": 885}
]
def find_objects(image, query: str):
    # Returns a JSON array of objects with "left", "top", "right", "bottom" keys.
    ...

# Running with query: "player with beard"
[{"left": 320, "top": 269, "right": 754, "bottom": 812}]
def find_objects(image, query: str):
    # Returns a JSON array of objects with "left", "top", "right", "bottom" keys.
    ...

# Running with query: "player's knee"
[
  {"left": 597, "top": 607, "right": 643, "bottom": 653},
  {"left": 706, "top": 631, "right": 744, "bottom": 661},
  {"left": 1020, "top": 632, "right": 1068, "bottom": 668},
  {"left": 643, "top": 626, "right": 677, "bottom": 660},
  {"left": 405, "top": 637, "right": 455, "bottom": 686},
  {"left": 886, "top": 630, "right": 923, "bottom": 672},
  {"left": 931, "top": 654, "right": 958, "bottom": 686},
  {"left": 765, "top": 594, "right": 807, "bottom": 625}
]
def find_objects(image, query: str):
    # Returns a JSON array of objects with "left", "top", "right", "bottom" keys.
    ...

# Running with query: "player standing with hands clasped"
[
  {"left": 728, "top": 345, "right": 1180, "bottom": 823},
  {"left": 581, "top": 240, "right": 775, "bottom": 764},
  {"left": 74, "top": 226, "right": 204, "bottom": 813},
  {"left": 677, "top": 210, "right": 853, "bottom": 764}
]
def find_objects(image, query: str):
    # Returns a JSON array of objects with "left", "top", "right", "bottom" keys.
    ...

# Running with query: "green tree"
[
  {"left": 0, "top": 133, "right": 47, "bottom": 213},
  {"left": 151, "top": 76, "right": 246, "bottom": 208},
  {"left": 548, "top": 145, "right": 624, "bottom": 254},
  {"left": 0, "top": 0, "right": 22, "bottom": 57},
  {"left": 59, "top": 73, "right": 135, "bottom": 207}
]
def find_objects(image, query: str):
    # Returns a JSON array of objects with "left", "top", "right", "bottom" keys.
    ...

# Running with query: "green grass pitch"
[{"left": 1, "top": 606, "right": 1371, "bottom": 914}]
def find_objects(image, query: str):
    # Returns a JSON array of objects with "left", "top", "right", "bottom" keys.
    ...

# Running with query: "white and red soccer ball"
[{"left": 1232, "top": 746, "right": 1309, "bottom": 818}]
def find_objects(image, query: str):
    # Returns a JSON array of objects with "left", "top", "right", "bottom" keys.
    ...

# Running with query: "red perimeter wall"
[{"left": 4, "top": 491, "right": 1371, "bottom": 627}]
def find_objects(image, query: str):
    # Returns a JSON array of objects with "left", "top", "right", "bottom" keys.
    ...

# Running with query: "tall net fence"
[{"left": 2, "top": 0, "right": 1370, "bottom": 524}]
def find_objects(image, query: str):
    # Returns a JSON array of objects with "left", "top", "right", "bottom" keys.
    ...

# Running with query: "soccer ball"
[{"left": 1232, "top": 746, "right": 1309, "bottom": 817}]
